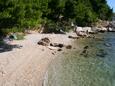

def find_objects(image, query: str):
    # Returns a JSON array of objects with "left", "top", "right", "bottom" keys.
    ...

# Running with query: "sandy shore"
[{"left": 0, "top": 32, "right": 75, "bottom": 86}]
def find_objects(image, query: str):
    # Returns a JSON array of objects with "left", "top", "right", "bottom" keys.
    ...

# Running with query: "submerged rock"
[
  {"left": 66, "top": 45, "right": 72, "bottom": 49},
  {"left": 108, "top": 27, "right": 115, "bottom": 32},
  {"left": 96, "top": 49, "right": 108, "bottom": 58},
  {"left": 104, "top": 43, "right": 112, "bottom": 47},
  {"left": 80, "top": 47, "right": 89, "bottom": 57},
  {"left": 84, "top": 46, "right": 89, "bottom": 49}
]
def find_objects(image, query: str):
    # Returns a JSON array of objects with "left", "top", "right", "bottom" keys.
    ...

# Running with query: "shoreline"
[
  {"left": 0, "top": 32, "right": 75, "bottom": 86},
  {"left": 0, "top": 31, "right": 114, "bottom": 86}
]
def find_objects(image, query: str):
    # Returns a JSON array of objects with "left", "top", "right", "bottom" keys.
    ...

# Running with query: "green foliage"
[
  {"left": 43, "top": 19, "right": 70, "bottom": 33},
  {"left": 0, "top": 0, "right": 113, "bottom": 34}
]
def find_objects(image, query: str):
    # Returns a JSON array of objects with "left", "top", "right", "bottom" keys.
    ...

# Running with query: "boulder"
[
  {"left": 37, "top": 37, "right": 50, "bottom": 46},
  {"left": 108, "top": 27, "right": 115, "bottom": 32},
  {"left": 75, "top": 26, "right": 83, "bottom": 32},
  {"left": 96, "top": 27, "right": 107, "bottom": 32},
  {"left": 101, "top": 27, "right": 107, "bottom": 31},
  {"left": 66, "top": 45, "right": 72, "bottom": 49},
  {"left": 50, "top": 43, "right": 64, "bottom": 48},
  {"left": 91, "top": 27, "right": 99, "bottom": 32},
  {"left": 82, "top": 27, "right": 92, "bottom": 33}
]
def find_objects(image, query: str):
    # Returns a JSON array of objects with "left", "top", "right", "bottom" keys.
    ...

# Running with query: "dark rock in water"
[
  {"left": 50, "top": 43, "right": 64, "bottom": 48},
  {"left": 84, "top": 46, "right": 89, "bottom": 49},
  {"left": 80, "top": 49, "right": 88, "bottom": 57},
  {"left": 99, "top": 30, "right": 106, "bottom": 33},
  {"left": 66, "top": 45, "right": 72, "bottom": 49},
  {"left": 38, "top": 37, "right": 50, "bottom": 46},
  {"left": 89, "top": 31, "right": 98, "bottom": 34},
  {"left": 82, "top": 49, "right": 87, "bottom": 53},
  {"left": 96, "top": 49, "right": 108, "bottom": 58},
  {"left": 104, "top": 43, "right": 112, "bottom": 47}
]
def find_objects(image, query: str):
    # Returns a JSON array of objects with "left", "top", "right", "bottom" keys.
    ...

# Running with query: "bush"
[
  {"left": 0, "top": 27, "right": 24, "bottom": 36},
  {"left": 42, "top": 20, "right": 71, "bottom": 33}
]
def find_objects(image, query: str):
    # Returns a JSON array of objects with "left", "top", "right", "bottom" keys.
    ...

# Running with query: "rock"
[
  {"left": 68, "top": 36, "right": 79, "bottom": 39},
  {"left": 66, "top": 45, "right": 72, "bottom": 49},
  {"left": 57, "top": 49, "right": 62, "bottom": 51},
  {"left": 47, "top": 46, "right": 58, "bottom": 50},
  {"left": 96, "top": 49, "right": 107, "bottom": 58},
  {"left": 108, "top": 27, "right": 115, "bottom": 32},
  {"left": 84, "top": 46, "right": 89, "bottom": 49},
  {"left": 80, "top": 49, "right": 88, "bottom": 57},
  {"left": 101, "top": 27, "right": 107, "bottom": 31},
  {"left": 108, "top": 27, "right": 113, "bottom": 32},
  {"left": 75, "top": 26, "right": 83, "bottom": 32},
  {"left": 50, "top": 43, "right": 64, "bottom": 48},
  {"left": 77, "top": 31, "right": 87, "bottom": 37},
  {"left": 52, "top": 52, "right": 55, "bottom": 55},
  {"left": 37, "top": 37, "right": 50, "bottom": 46},
  {"left": 104, "top": 43, "right": 111, "bottom": 47},
  {"left": 82, "top": 49, "right": 87, "bottom": 54},
  {"left": 58, "top": 44, "right": 64, "bottom": 48},
  {"left": 97, "top": 27, "right": 107, "bottom": 32},
  {"left": 82, "top": 27, "right": 92, "bottom": 33}
]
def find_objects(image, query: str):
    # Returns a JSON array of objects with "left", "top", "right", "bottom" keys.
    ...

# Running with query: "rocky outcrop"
[
  {"left": 93, "top": 27, "right": 107, "bottom": 32},
  {"left": 38, "top": 38, "right": 72, "bottom": 51},
  {"left": 82, "top": 27, "right": 92, "bottom": 33}
]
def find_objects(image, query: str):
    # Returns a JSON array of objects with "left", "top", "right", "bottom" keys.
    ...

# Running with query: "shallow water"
[{"left": 44, "top": 32, "right": 115, "bottom": 86}]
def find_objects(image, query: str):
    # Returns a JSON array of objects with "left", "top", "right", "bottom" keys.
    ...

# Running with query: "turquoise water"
[{"left": 44, "top": 32, "right": 115, "bottom": 86}]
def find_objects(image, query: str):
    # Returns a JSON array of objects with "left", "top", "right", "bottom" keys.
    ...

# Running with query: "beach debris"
[
  {"left": 37, "top": 37, "right": 50, "bottom": 46},
  {"left": 66, "top": 45, "right": 72, "bottom": 49}
]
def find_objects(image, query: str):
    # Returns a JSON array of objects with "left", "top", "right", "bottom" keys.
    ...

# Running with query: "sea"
[{"left": 43, "top": 32, "right": 115, "bottom": 86}]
